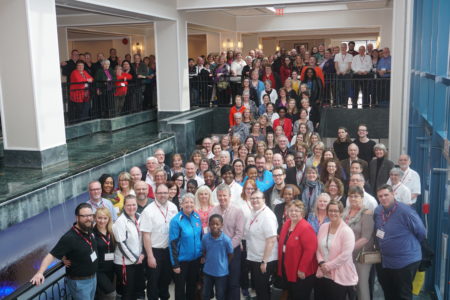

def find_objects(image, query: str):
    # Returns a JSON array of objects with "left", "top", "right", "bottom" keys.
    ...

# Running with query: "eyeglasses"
[
  {"left": 89, "top": 188, "right": 101, "bottom": 191},
  {"left": 156, "top": 192, "right": 169, "bottom": 195},
  {"left": 273, "top": 173, "right": 284, "bottom": 177},
  {"left": 78, "top": 214, "right": 94, "bottom": 218},
  {"left": 328, "top": 209, "right": 340, "bottom": 213}
]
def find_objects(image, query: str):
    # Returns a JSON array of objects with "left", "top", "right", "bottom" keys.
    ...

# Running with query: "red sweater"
[
  {"left": 278, "top": 219, "right": 318, "bottom": 282},
  {"left": 229, "top": 105, "right": 246, "bottom": 128},
  {"left": 279, "top": 65, "right": 292, "bottom": 86},
  {"left": 273, "top": 118, "right": 293, "bottom": 141}
]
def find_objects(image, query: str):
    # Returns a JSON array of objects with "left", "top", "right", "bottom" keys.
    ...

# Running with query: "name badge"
[
  {"left": 90, "top": 251, "right": 97, "bottom": 262},
  {"left": 121, "top": 83, "right": 126, "bottom": 87},
  {"left": 104, "top": 253, "right": 114, "bottom": 261},
  {"left": 162, "top": 225, "right": 169, "bottom": 235},
  {"left": 282, "top": 245, "right": 286, "bottom": 253},
  {"left": 84, "top": 83, "right": 89, "bottom": 88},
  {"left": 376, "top": 229, "right": 385, "bottom": 239},
  {"left": 203, "top": 227, "right": 208, "bottom": 234}
]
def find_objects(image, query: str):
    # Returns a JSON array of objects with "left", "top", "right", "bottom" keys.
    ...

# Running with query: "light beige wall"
[
  {"left": 70, "top": 40, "right": 114, "bottom": 59},
  {"left": 278, "top": 39, "right": 325, "bottom": 51},
  {"left": 188, "top": 34, "right": 207, "bottom": 58},
  {"left": 112, "top": 39, "right": 131, "bottom": 57},
  {"left": 262, "top": 38, "right": 278, "bottom": 55}
]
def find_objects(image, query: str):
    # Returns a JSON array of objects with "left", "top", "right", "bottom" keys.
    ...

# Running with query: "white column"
[
  {"left": 0, "top": 0, "right": 67, "bottom": 168},
  {"left": 388, "top": 0, "right": 413, "bottom": 161},
  {"left": 57, "top": 27, "right": 69, "bottom": 63},
  {"left": 154, "top": 12, "right": 190, "bottom": 112}
]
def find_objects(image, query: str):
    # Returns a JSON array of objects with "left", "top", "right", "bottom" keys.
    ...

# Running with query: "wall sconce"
[
  {"left": 237, "top": 41, "right": 243, "bottom": 49},
  {"left": 133, "top": 42, "right": 142, "bottom": 54},
  {"left": 222, "top": 40, "right": 228, "bottom": 49},
  {"left": 258, "top": 44, "right": 263, "bottom": 50},
  {"left": 228, "top": 41, "right": 234, "bottom": 48},
  {"left": 276, "top": 45, "right": 280, "bottom": 51},
  {"left": 376, "top": 36, "right": 381, "bottom": 48}
]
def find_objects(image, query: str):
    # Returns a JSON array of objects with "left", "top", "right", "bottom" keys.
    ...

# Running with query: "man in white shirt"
[
  {"left": 145, "top": 156, "right": 159, "bottom": 192},
  {"left": 141, "top": 184, "right": 178, "bottom": 300},
  {"left": 202, "top": 137, "right": 214, "bottom": 159},
  {"left": 387, "top": 154, "right": 421, "bottom": 203},
  {"left": 184, "top": 161, "right": 205, "bottom": 186},
  {"left": 351, "top": 45, "right": 372, "bottom": 108},
  {"left": 334, "top": 43, "right": 353, "bottom": 106},
  {"left": 348, "top": 173, "right": 378, "bottom": 210}
]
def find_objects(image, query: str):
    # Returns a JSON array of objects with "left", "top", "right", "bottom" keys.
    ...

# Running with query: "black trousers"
[
  {"left": 376, "top": 261, "right": 420, "bottom": 300},
  {"left": 240, "top": 240, "right": 251, "bottom": 290},
  {"left": 146, "top": 248, "right": 172, "bottom": 300},
  {"left": 352, "top": 74, "right": 370, "bottom": 107},
  {"left": 288, "top": 274, "right": 315, "bottom": 299},
  {"left": 314, "top": 277, "right": 351, "bottom": 300},
  {"left": 173, "top": 258, "right": 201, "bottom": 300},
  {"left": 96, "top": 270, "right": 115, "bottom": 296},
  {"left": 248, "top": 260, "right": 277, "bottom": 300},
  {"left": 114, "top": 263, "right": 145, "bottom": 300}
]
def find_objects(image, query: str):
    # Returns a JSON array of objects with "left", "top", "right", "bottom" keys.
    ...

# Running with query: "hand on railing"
[{"left": 30, "top": 272, "right": 45, "bottom": 286}]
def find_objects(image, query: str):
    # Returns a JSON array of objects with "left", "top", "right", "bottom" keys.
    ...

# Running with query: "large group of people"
[
  {"left": 61, "top": 48, "right": 157, "bottom": 123},
  {"left": 31, "top": 99, "right": 425, "bottom": 300},
  {"left": 189, "top": 43, "right": 391, "bottom": 108}
]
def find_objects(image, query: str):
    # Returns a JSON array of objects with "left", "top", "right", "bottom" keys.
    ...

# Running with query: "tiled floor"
[{"left": 0, "top": 121, "right": 162, "bottom": 203}]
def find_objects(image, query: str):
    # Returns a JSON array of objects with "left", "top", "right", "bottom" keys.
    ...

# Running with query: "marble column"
[
  {"left": 0, "top": 0, "right": 68, "bottom": 168},
  {"left": 154, "top": 12, "right": 190, "bottom": 114},
  {"left": 388, "top": 0, "right": 413, "bottom": 162}
]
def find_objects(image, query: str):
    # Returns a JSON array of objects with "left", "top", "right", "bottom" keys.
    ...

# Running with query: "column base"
[{"left": 4, "top": 144, "right": 68, "bottom": 169}]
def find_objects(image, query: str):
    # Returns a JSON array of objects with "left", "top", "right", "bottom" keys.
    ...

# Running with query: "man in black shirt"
[
  {"left": 31, "top": 203, "right": 98, "bottom": 300},
  {"left": 61, "top": 49, "right": 79, "bottom": 80}
]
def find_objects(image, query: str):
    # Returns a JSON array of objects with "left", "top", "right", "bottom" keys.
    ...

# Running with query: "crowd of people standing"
[{"left": 189, "top": 42, "right": 391, "bottom": 108}]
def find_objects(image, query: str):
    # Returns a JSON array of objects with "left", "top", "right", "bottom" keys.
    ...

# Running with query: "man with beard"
[{"left": 31, "top": 203, "right": 98, "bottom": 300}]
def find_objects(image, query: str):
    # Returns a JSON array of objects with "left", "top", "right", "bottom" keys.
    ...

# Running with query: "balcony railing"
[
  {"left": 3, "top": 263, "right": 69, "bottom": 300},
  {"left": 189, "top": 73, "right": 391, "bottom": 108},
  {"left": 61, "top": 78, "right": 155, "bottom": 125}
]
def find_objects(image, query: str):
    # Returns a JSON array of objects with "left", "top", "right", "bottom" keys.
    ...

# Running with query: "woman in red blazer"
[{"left": 278, "top": 200, "right": 318, "bottom": 299}]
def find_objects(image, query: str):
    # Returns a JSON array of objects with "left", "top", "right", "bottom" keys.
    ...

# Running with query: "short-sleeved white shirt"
[
  {"left": 392, "top": 183, "right": 412, "bottom": 205},
  {"left": 140, "top": 201, "right": 178, "bottom": 248},
  {"left": 245, "top": 206, "right": 278, "bottom": 262},
  {"left": 334, "top": 53, "right": 353, "bottom": 73}
]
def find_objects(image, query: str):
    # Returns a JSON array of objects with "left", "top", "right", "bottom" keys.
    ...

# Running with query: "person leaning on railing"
[
  {"left": 69, "top": 60, "right": 93, "bottom": 123},
  {"left": 95, "top": 59, "right": 116, "bottom": 118},
  {"left": 30, "top": 203, "right": 98, "bottom": 300}
]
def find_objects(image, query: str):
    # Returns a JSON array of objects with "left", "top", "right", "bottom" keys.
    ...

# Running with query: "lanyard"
[
  {"left": 381, "top": 201, "right": 398, "bottom": 227},
  {"left": 400, "top": 169, "right": 410, "bottom": 185},
  {"left": 72, "top": 226, "right": 93, "bottom": 251},
  {"left": 249, "top": 207, "right": 266, "bottom": 228},
  {"left": 99, "top": 233, "right": 111, "bottom": 252},
  {"left": 155, "top": 202, "right": 169, "bottom": 223}
]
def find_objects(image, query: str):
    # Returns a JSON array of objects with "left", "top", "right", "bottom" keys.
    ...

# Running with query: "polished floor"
[{"left": 0, "top": 121, "right": 161, "bottom": 203}]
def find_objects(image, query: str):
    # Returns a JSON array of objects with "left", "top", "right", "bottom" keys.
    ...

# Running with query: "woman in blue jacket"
[{"left": 169, "top": 193, "right": 202, "bottom": 300}]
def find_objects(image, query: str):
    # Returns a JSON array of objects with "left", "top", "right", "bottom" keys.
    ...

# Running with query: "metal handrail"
[{"left": 4, "top": 262, "right": 67, "bottom": 300}]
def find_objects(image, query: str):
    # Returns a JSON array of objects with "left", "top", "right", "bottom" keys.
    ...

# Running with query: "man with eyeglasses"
[
  {"left": 347, "top": 173, "right": 377, "bottom": 210},
  {"left": 141, "top": 184, "right": 178, "bottom": 300},
  {"left": 353, "top": 124, "right": 376, "bottom": 163},
  {"left": 30, "top": 203, "right": 98, "bottom": 300},
  {"left": 264, "top": 166, "right": 286, "bottom": 209},
  {"left": 86, "top": 181, "right": 117, "bottom": 221}
]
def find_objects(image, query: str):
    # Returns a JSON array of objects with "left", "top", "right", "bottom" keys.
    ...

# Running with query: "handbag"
[{"left": 357, "top": 244, "right": 381, "bottom": 264}]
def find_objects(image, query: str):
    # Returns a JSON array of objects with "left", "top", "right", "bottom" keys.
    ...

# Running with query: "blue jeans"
[
  {"left": 66, "top": 275, "right": 96, "bottom": 300},
  {"left": 203, "top": 274, "right": 227, "bottom": 300}
]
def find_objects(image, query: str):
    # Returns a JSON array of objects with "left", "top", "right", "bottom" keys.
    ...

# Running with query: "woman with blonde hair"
[
  {"left": 94, "top": 208, "right": 116, "bottom": 300},
  {"left": 194, "top": 185, "right": 215, "bottom": 230},
  {"left": 117, "top": 172, "right": 135, "bottom": 199}
]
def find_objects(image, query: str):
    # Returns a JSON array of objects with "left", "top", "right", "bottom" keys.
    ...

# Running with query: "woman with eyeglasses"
[{"left": 315, "top": 200, "right": 358, "bottom": 300}]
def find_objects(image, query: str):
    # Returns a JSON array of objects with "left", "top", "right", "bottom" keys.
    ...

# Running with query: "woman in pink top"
[
  {"left": 194, "top": 185, "right": 215, "bottom": 231},
  {"left": 315, "top": 200, "right": 358, "bottom": 300}
]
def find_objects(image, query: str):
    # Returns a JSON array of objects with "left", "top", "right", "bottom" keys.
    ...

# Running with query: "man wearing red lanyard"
[
  {"left": 374, "top": 184, "right": 426, "bottom": 300},
  {"left": 141, "top": 184, "right": 178, "bottom": 300},
  {"left": 30, "top": 203, "right": 98, "bottom": 300}
]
